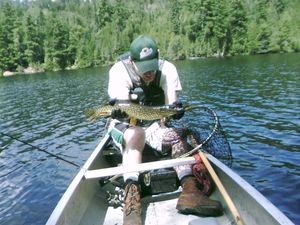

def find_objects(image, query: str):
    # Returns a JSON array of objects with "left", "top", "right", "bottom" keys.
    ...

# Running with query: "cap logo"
[{"left": 140, "top": 47, "right": 153, "bottom": 59}]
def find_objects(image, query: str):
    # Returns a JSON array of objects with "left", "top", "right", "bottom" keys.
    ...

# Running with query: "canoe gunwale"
[
  {"left": 207, "top": 155, "right": 294, "bottom": 225},
  {"left": 46, "top": 134, "right": 111, "bottom": 225}
]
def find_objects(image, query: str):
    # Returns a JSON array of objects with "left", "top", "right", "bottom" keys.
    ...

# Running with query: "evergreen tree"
[
  {"left": 12, "top": 15, "right": 26, "bottom": 70},
  {"left": 24, "top": 15, "right": 44, "bottom": 67},
  {"left": 0, "top": 3, "right": 18, "bottom": 71},
  {"left": 112, "top": 0, "right": 128, "bottom": 30},
  {"left": 274, "top": 0, "right": 285, "bottom": 14},
  {"left": 44, "top": 16, "right": 70, "bottom": 70},
  {"left": 211, "top": 0, "right": 230, "bottom": 56},
  {"left": 0, "top": 0, "right": 299, "bottom": 74},
  {"left": 170, "top": 0, "right": 181, "bottom": 35},
  {"left": 94, "top": 0, "right": 113, "bottom": 31},
  {"left": 0, "top": 24, "right": 6, "bottom": 71},
  {"left": 229, "top": 0, "right": 248, "bottom": 55}
]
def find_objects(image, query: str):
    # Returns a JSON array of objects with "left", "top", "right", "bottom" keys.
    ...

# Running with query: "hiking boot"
[
  {"left": 123, "top": 181, "right": 142, "bottom": 225},
  {"left": 176, "top": 176, "right": 223, "bottom": 216}
]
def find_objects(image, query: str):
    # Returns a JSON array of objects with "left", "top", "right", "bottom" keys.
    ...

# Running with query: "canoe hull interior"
[{"left": 46, "top": 136, "right": 294, "bottom": 225}]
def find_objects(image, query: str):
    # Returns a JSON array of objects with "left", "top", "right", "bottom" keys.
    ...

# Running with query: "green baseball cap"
[{"left": 130, "top": 35, "right": 159, "bottom": 74}]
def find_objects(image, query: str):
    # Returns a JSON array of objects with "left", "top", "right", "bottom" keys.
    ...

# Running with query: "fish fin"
[{"left": 129, "top": 117, "right": 138, "bottom": 126}]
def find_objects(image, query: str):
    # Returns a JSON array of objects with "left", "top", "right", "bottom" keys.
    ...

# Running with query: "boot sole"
[{"left": 176, "top": 205, "right": 223, "bottom": 217}]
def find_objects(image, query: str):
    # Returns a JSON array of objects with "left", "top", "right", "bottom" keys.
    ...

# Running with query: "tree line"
[{"left": 0, "top": 0, "right": 299, "bottom": 75}]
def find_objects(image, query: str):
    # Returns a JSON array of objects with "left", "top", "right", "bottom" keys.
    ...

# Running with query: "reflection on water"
[{"left": 0, "top": 53, "right": 299, "bottom": 224}]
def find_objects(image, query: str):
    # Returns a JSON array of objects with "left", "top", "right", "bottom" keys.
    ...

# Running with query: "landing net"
[{"left": 179, "top": 105, "right": 233, "bottom": 167}]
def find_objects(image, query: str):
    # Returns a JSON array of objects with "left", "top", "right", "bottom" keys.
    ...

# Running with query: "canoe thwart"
[{"left": 84, "top": 157, "right": 196, "bottom": 179}]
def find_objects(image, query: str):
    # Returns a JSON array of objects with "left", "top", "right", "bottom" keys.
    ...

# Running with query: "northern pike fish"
[{"left": 86, "top": 103, "right": 197, "bottom": 121}]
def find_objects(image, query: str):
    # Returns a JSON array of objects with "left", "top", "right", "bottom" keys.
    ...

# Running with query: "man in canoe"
[{"left": 107, "top": 35, "right": 222, "bottom": 225}]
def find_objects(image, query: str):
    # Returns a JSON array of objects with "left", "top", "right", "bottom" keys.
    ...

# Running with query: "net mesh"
[{"left": 178, "top": 106, "right": 233, "bottom": 167}]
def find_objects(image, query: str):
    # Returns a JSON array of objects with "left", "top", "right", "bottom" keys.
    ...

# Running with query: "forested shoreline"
[{"left": 0, "top": 0, "right": 299, "bottom": 76}]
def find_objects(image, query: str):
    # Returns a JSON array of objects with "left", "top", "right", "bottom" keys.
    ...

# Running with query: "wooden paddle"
[{"left": 198, "top": 150, "right": 245, "bottom": 225}]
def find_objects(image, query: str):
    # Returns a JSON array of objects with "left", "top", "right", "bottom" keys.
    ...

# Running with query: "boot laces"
[{"left": 124, "top": 184, "right": 140, "bottom": 216}]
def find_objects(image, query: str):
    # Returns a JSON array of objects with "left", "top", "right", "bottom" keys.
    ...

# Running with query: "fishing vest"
[{"left": 119, "top": 54, "right": 165, "bottom": 106}]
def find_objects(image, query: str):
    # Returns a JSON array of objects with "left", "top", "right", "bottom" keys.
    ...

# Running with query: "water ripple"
[{"left": 1, "top": 54, "right": 300, "bottom": 224}]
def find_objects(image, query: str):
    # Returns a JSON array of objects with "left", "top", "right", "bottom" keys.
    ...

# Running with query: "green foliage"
[
  {"left": 0, "top": 0, "right": 299, "bottom": 73},
  {"left": 170, "top": 0, "right": 181, "bottom": 35},
  {"left": 43, "top": 16, "right": 70, "bottom": 70},
  {"left": 0, "top": 3, "right": 19, "bottom": 71},
  {"left": 228, "top": 0, "right": 248, "bottom": 55},
  {"left": 24, "top": 15, "right": 45, "bottom": 66}
]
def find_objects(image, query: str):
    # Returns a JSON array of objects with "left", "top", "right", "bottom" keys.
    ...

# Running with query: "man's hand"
[
  {"left": 109, "top": 99, "right": 128, "bottom": 119},
  {"left": 109, "top": 99, "right": 117, "bottom": 106},
  {"left": 170, "top": 101, "right": 185, "bottom": 120},
  {"left": 111, "top": 109, "right": 128, "bottom": 119}
]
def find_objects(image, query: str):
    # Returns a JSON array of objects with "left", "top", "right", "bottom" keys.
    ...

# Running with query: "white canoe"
[{"left": 46, "top": 134, "right": 294, "bottom": 225}]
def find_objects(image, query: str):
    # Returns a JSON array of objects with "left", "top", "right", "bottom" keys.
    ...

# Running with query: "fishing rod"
[{"left": 0, "top": 132, "right": 80, "bottom": 168}]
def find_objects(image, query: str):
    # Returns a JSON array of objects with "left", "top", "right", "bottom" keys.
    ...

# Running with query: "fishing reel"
[
  {"left": 99, "top": 176, "right": 125, "bottom": 208},
  {"left": 98, "top": 167, "right": 179, "bottom": 209}
]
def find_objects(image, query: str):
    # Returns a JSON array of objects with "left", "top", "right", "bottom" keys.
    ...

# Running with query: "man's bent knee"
[
  {"left": 124, "top": 127, "right": 145, "bottom": 139},
  {"left": 124, "top": 127, "right": 145, "bottom": 151}
]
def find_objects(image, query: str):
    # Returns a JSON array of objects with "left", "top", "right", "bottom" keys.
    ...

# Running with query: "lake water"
[{"left": 0, "top": 53, "right": 299, "bottom": 225}]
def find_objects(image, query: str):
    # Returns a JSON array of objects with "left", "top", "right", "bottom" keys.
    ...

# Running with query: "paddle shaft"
[{"left": 198, "top": 151, "right": 244, "bottom": 225}]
